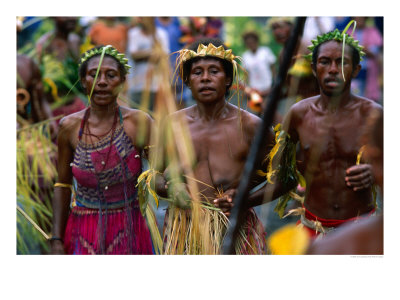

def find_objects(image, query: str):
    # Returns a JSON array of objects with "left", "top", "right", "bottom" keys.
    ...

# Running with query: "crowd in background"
[{"left": 17, "top": 16, "right": 383, "bottom": 119}]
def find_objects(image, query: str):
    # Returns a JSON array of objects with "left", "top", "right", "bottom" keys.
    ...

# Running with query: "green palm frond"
[{"left": 17, "top": 120, "right": 55, "bottom": 254}]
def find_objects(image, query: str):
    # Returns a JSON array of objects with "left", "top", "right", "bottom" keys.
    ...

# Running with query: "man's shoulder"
[
  {"left": 290, "top": 96, "right": 319, "bottom": 114},
  {"left": 354, "top": 95, "right": 382, "bottom": 108},
  {"left": 351, "top": 95, "right": 382, "bottom": 117}
]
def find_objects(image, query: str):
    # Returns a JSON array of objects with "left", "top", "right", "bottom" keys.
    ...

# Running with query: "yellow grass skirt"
[{"left": 162, "top": 205, "right": 267, "bottom": 255}]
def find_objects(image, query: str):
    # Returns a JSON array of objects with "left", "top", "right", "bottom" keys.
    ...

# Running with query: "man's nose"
[{"left": 329, "top": 62, "right": 340, "bottom": 73}]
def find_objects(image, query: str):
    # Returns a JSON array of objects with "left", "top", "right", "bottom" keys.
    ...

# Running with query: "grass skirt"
[{"left": 162, "top": 206, "right": 267, "bottom": 255}]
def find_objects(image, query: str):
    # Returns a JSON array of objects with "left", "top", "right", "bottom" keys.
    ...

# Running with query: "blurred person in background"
[
  {"left": 241, "top": 30, "right": 277, "bottom": 119},
  {"left": 17, "top": 54, "right": 54, "bottom": 130},
  {"left": 127, "top": 17, "right": 169, "bottom": 112},
  {"left": 87, "top": 17, "right": 128, "bottom": 53},
  {"left": 269, "top": 17, "right": 320, "bottom": 108},
  {"left": 349, "top": 17, "right": 383, "bottom": 103},
  {"left": 36, "top": 17, "right": 86, "bottom": 127},
  {"left": 155, "top": 17, "right": 189, "bottom": 108}
]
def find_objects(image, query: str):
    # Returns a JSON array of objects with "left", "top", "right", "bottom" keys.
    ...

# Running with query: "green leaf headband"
[
  {"left": 305, "top": 21, "right": 366, "bottom": 81},
  {"left": 79, "top": 45, "right": 131, "bottom": 74}
]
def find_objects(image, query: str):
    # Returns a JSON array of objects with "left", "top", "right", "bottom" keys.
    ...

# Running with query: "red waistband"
[{"left": 303, "top": 205, "right": 375, "bottom": 228}]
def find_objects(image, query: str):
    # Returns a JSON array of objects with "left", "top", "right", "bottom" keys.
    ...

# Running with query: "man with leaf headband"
[{"left": 257, "top": 22, "right": 382, "bottom": 239}]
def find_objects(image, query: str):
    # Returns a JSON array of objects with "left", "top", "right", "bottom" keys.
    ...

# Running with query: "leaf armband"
[{"left": 258, "top": 124, "right": 305, "bottom": 218}]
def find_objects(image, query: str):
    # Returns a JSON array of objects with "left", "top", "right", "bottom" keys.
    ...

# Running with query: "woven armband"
[{"left": 54, "top": 182, "right": 73, "bottom": 189}]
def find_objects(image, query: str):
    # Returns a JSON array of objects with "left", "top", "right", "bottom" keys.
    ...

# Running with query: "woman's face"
[
  {"left": 81, "top": 56, "right": 124, "bottom": 106},
  {"left": 188, "top": 58, "right": 231, "bottom": 104}
]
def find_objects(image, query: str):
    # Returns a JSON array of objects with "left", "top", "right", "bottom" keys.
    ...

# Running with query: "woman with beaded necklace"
[{"left": 50, "top": 45, "right": 154, "bottom": 254}]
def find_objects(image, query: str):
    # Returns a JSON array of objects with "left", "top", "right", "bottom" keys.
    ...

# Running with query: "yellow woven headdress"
[
  {"left": 179, "top": 43, "right": 237, "bottom": 64},
  {"left": 174, "top": 43, "right": 243, "bottom": 101}
]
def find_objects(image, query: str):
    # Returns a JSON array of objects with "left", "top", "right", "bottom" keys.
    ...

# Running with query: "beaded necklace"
[{"left": 79, "top": 106, "right": 119, "bottom": 172}]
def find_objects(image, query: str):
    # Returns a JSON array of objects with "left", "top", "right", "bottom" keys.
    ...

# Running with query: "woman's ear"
[
  {"left": 81, "top": 77, "right": 87, "bottom": 90},
  {"left": 120, "top": 74, "right": 126, "bottom": 84}
]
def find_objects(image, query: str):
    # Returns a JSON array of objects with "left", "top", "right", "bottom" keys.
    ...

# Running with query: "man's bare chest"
[{"left": 297, "top": 116, "right": 364, "bottom": 162}]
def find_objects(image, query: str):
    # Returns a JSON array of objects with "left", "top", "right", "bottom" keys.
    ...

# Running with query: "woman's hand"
[{"left": 213, "top": 189, "right": 235, "bottom": 217}]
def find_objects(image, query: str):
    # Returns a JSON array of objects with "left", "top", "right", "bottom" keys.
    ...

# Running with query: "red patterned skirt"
[{"left": 64, "top": 205, "right": 153, "bottom": 255}]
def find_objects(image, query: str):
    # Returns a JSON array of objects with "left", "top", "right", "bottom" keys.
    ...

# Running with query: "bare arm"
[{"left": 51, "top": 118, "right": 74, "bottom": 254}]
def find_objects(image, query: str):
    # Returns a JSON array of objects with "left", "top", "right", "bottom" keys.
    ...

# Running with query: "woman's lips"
[
  {"left": 199, "top": 87, "right": 215, "bottom": 94},
  {"left": 94, "top": 91, "right": 111, "bottom": 96}
]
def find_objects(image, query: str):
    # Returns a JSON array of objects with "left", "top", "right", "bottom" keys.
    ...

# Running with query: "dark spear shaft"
[{"left": 222, "top": 17, "right": 307, "bottom": 254}]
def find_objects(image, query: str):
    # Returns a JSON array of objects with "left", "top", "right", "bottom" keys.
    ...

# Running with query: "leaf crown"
[
  {"left": 305, "top": 28, "right": 366, "bottom": 61},
  {"left": 79, "top": 45, "right": 131, "bottom": 74}
]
